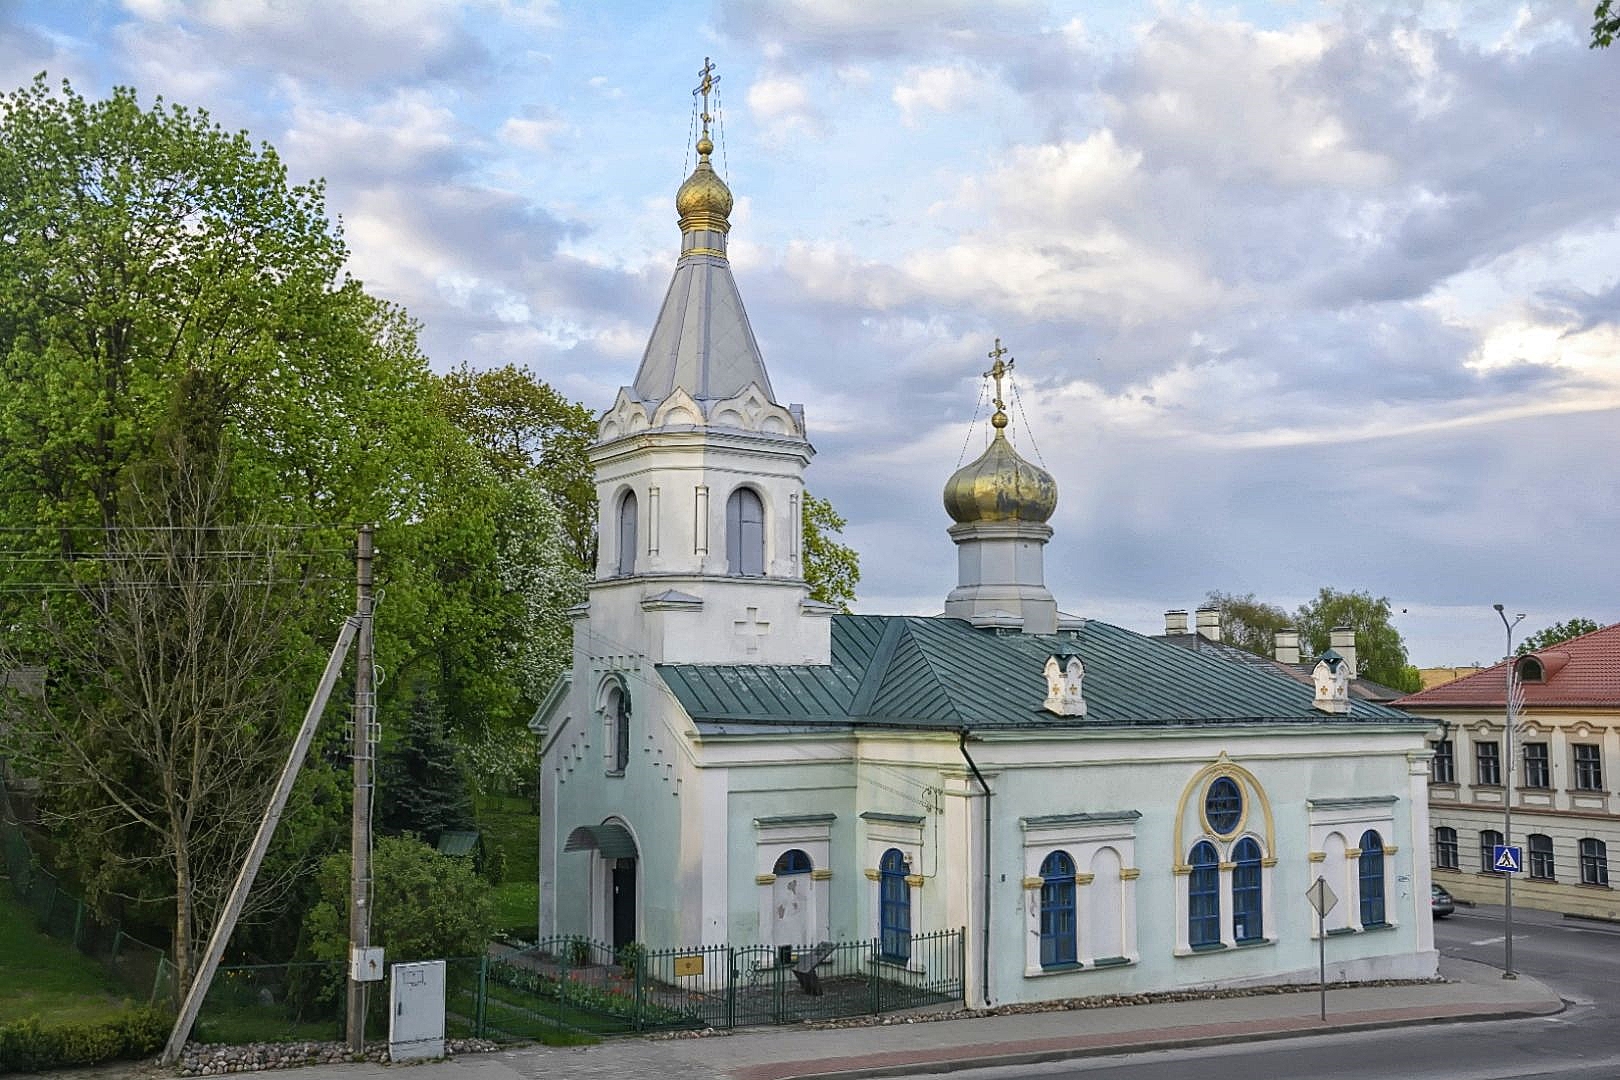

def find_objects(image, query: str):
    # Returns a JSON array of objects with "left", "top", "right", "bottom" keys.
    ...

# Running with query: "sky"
[{"left": 4, "top": 0, "right": 1617, "bottom": 668}]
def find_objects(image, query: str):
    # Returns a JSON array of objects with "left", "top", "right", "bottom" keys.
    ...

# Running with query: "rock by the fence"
[{"left": 175, "top": 1037, "right": 499, "bottom": 1075}]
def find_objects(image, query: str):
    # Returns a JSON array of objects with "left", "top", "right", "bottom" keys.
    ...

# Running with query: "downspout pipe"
[{"left": 958, "top": 730, "right": 991, "bottom": 1008}]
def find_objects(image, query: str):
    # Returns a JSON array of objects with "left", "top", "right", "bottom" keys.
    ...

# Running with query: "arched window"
[
  {"left": 616, "top": 491, "right": 638, "bottom": 576},
  {"left": 774, "top": 848, "right": 812, "bottom": 875},
  {"left": 1434, "top": 826, "right": 1459, "bottom": 870},
  {"left": 1232, "top": 837, "right": 1263, "bottom": 943},
  {"left": 726, "top": 487, "right": 765, "bottom": 576},
  {"left": 1188, "top": 841, "right": 1220, "bottom": 948},
  {"left": 1359, "top": 829, "right": 1386, "bottom": 926},
  {"left": 607, "top": 682, "right": 630, "bottom": 774},
  {"left": 878, "top": 848, "right": 911, "bottom": 962},
  {"left": 1480, "top": 829, "right": 1504, "bottom": 873},
  {"left": 1580, "top": 838, "right": 1609, "bottom": 886},
  {"left": 1039, "top": 851, "right": 1077, "bottom": 968}
]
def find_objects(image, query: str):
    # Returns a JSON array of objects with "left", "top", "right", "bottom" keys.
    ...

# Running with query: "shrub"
[{"left": 0, "top": 1007, "right": 168, "bottom": 1072}]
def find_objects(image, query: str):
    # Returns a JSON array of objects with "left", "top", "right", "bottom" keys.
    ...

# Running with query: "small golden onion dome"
[
  {"left": 676, "top": 139, "right": 733, "bottom": 235},
  {"left": 943, "top": 417, "right": 1058, "bottom": 525}
]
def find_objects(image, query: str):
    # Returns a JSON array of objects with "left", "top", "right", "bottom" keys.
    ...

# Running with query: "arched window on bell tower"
[
  {"left": 616, "top": 490, "right": 638, "bottom": 576},
  {"left": 726, "top": 486, "right": 765, "bottom": 576}
]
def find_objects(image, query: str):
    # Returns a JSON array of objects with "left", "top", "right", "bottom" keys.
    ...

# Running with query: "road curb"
[{"left": 756, "top": 1000, "right": 1567, "bottom": 1080}]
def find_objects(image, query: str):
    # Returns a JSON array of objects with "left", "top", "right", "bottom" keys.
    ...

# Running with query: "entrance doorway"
[{"left": 612, "top": 858, "right": 637, "bottom": 949}]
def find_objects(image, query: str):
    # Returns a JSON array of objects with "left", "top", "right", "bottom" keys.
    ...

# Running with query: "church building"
[{"left": 532, "top": 68, "right": 1438, "bottom": 1007}]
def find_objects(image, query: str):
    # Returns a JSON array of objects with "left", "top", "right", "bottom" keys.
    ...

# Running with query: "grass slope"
[
  {"left": 476, "top": 795, "right": 539, "bottom": 934},
  {"left": 0, "top": 891, "right": 137, "bottom": 1024}
]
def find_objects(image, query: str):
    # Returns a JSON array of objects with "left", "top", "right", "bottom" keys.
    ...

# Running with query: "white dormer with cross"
[
  {"left": 1312, "top": 651, "right": 1351, "bottom": 714},
  {"left": 1043, "top": 652, "right": 1087, "bottom": 717}
]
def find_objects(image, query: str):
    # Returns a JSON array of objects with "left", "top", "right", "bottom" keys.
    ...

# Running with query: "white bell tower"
[{"left": 581, "top": 59, "right": 834, "bottom": 669}]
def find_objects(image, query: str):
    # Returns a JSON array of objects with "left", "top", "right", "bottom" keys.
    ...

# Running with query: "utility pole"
[
  {"left": 1494, "top": 603, "right": 1524, "bottom": 981},
  {"left": 347, "top": 525, "right": 376, "bottom": 1050}
]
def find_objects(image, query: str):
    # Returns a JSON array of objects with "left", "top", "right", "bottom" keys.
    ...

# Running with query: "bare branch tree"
[{"left": 0, "top": 431, "right": 328, "bottom": 996}]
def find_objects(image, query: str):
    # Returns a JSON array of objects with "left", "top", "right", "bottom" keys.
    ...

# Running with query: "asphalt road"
[{"left": 928, "top": 903, "right": 1620, "bottom": 1080}]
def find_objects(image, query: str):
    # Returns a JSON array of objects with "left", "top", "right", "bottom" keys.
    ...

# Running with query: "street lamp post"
[{"left": 1494, "top": 603, "right": 1525, "bottom": 981}]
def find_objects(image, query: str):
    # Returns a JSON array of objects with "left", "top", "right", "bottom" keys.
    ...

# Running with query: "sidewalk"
[{"left": 413, "top": 954, "right": 1562, "bottom": 1080}]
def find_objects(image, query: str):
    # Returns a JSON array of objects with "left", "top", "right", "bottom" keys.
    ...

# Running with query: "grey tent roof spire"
[{"left": 629, "top": 58, "right": 779, "bottom": 415}]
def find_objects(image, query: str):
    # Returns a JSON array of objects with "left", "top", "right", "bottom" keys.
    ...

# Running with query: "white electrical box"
[
  {"left": 349, "top": 946, "right": 386, "bottom": 982},
  {"left": 388, "top": 960, "right": 446, "bottom": 1062}
]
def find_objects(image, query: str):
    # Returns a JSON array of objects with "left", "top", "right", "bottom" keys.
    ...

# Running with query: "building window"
[
  {"left": 1522, "top": 742, "right": 1550, "bottom": 789},
  {"left": 1188, "top": 841, "right": 1220, "bottom": 948},
  {"left": 774, "top": 848, "right": 812, "bottom": 875},
  {"left": 1358, "top": 829, "right": 1386, "bottom": 927},
  {"left": 1232, "top": 837, "right": 1263, "bottom": 943},
  {"left": 1431, "top": 739, "right": 1455, "bottom": 784},
  {"left": 1476, "top": 741, "right": 1501, "bottom": 786},
  {"left": 1204, "top": 777, "right": 1242, "bottom": 835},
  {"left": 607, "top": 682, "right": 631, "bottom": 774},
  {"left": 616, "top": 491, "right": 638, "bottom": 576},
  {"left": 878, "top": 848, "right": 911, "bottom": 962},
  {"left": 1435, "top": 827, "right": 1459, "bottom": 870},
  {"left": 1580, "top": 838, "right": 1609, "bottom": 887},
  {"left": 1038, "top": 851, "right": 1077, "bottom": 968},
  {"left": 1527, "top": 834, "right": 1555, "bottom": 880},
  {"left": 1480, "top": 829, "right": 1504, "bottom": 874},
  {"left": 725, "top": 487, "right": 765, "bottom": 576},
  {"left": 1574, "top": 745, "right": 1603, "bottom": 791}
]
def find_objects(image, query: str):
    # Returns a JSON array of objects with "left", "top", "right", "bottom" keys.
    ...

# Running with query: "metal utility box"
[
  {"left": 350, "top": 946, "right": 385, "bottom": 982},
  {"left": 388, "top": 960, "right": 446, "bottom": 1062}
]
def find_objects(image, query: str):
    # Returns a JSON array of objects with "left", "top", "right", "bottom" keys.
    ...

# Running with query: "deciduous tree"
[
  {"left": 1293, "top": 588, "right": 1422, "bottom": 693},
  {"left": 1518, "top": 617, "right": 1602, "bottom": 654},
  {"left": 1201, "top": 591, "right": 1291, "bottom": 656}
]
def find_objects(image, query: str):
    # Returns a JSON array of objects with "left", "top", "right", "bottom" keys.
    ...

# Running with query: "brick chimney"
[
  {"left": 1164, "top": 609, "right": 1188, "bottom": 635},
  {"left": 1274, "top": 628, "right": 1300, "bottom": 665},
  {"left": 1195, "top": 607, "right": 1222, "bottom": 643},
  {"left": 1330, "top": 626, "right": 1357, "bottom": 675}
]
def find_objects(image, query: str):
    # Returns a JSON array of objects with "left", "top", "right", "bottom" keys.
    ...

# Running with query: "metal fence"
[
  {"left": 0, "top": 789, "right": 173, "bottom": 1007},
  {"left": 492, "top": 928, "right": 964, "bottom": 1035}
]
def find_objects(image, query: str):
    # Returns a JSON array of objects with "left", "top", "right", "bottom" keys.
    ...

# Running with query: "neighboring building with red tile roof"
[{"left": 1396, "top": 622, "right": 1620, "bottom": 919}]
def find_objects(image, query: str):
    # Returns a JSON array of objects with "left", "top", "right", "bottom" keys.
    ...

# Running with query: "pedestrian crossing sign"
[{"left": 1493, "top": 844, "right": 1522, "bottom": 873}]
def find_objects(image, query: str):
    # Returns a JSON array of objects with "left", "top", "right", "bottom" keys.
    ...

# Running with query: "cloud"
[
  {"left": 116, "top": 0, "right": 494, "bottom": 94},
  {"left": 745, "top": 73, "right": 821, "bottom": 139},
  {"left": 892, "top": 63, "right": 986, "bottom": 126}
]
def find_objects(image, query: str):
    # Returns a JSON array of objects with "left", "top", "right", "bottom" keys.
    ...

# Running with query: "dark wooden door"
[{"left": 612, "top": 859, "right": 637, "bottom": 948}]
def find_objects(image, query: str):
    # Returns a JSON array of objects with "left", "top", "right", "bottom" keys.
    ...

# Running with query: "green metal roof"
[{"left": 657, "top": 615, "right": 1422, "bottom": 733}]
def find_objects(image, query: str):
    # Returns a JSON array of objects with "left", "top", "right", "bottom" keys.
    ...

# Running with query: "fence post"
[
  {"left": 724, "top": 947, "right": 734, "bottom": 1030},
  {"left": 111, "top": 928, "right": 124, "bottom": 967},
  {"left": 633, "top": 950, "right": 645, "bottom": 1032},
  {"left": 72, "top": 897, "right": 84, "bottom": 949},
  {"left": 869, "top": 939, "right": 881, "bottom": 1015},
  {"left": 151, "top": 955, "right": 168, "bottom": 1009},
  {"left": 476, "top": 955, "right": 488, "bottom": 1038}
]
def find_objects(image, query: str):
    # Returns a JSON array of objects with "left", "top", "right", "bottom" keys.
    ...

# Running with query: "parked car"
[{"left": 1431, "top": 883, "right": 1455, "bottom": 918}]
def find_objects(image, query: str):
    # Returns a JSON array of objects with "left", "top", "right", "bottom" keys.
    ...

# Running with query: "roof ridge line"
[
  {"left": 903, "top": 617, "right": 967, "bottom": 725},
  {"left": 848, "top": 617, "right": 907, "bottom": 717}
]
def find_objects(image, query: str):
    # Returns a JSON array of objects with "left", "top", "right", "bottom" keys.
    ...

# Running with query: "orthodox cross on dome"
[
  {"left": 985, "top": 338, "right": 1015, "bottom": 429},
  {"left": 694, "top": 57, "right": 721, "bottom": 149}
]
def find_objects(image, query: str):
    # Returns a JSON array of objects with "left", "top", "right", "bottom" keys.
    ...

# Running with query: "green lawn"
[
  {"left": 476, "top": 794, "right": 539, "bottom": 935},
  {"left": 0, "top": 891, "right": 139, "bottom": 1023}
]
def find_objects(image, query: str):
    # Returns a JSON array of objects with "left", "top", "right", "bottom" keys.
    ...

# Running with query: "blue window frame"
[
  {"left": 1205, "top": 777, "right": 1242, "bottom": 835},
  {"left": 774, "top": 848, "right": 812, "bottom": 875},
  {"left": 1359, "top": 829, "right": 1386, "bottom": 926},
  {"left": 879, "top": 848, "right": 911, "bottom": 962},
  {"left": 1188, "top": 841, "right": 1220, "bottom": 947},
  {"left": 1039, "top": 851, "right": 1077, "bottom": 968},
  {"left": 1232, "top": 837, "right": 1263, "bottom": 943}
]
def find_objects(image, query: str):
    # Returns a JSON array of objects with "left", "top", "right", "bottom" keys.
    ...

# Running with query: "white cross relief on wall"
[{"left": 734, "top": 607, "right": 771, "bottom": 655}]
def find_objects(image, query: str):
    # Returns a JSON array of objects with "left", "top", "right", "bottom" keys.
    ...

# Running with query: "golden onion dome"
[
  {"left": 943, "top": 411, "right": 1058, "bottom": 525},
  {"left": 676, "top": 134, "right": 733, "bottom": 234}
]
